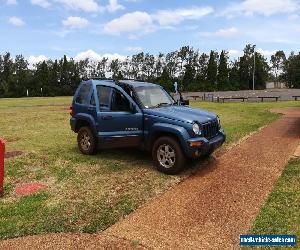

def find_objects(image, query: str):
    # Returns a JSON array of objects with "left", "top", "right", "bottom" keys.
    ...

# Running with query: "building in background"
[{"left": 266, "top": 82, "right": 287, "bottom": 89}]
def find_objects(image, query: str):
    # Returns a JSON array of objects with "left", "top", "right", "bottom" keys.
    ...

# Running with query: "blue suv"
[{"left": 70, "top": 80, "right": 225, "bottom": 174}]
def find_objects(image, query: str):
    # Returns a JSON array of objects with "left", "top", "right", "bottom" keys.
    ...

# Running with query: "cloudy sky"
[{"left": 1, "top": 0, "right": 300, "bottom": 64}]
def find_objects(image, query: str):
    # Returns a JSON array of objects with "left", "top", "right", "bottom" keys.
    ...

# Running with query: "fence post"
[{"left": 0, "top": 138, "right": 5, "bottom": 197}]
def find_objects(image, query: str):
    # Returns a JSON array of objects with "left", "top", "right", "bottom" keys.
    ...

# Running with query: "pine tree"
[
  {"left": 34, "top": 61, "right": 49, "bottom": 96},
  {"left": 14, "top": 55, "right": 30, "bottom": 97},
  {"left": 229, "top": 61, "right": 240, "bottom": 90},
  {"left": 182, "top": 64, "right": 195, "bottom": 91},
  {"left": 217, "top": 50, "right": 229, "bottom": 90},
  {"left": 206, "top": 50, "right": 218, "bottom": 90},
  {"left": 157, "top": 67, "right": 173, "bottom": 91}
]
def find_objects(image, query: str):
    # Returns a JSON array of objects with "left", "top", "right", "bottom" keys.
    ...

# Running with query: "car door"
[{"left": 96, "top": 85, "right": 143, "bottom": 148}]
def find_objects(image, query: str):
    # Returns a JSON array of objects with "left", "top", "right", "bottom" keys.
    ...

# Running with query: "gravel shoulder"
[{"left": 1, "top": 108, "right": 300, "bottom": 250}]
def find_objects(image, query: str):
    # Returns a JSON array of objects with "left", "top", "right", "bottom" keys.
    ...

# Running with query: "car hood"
[{"left": 143, "top": 105, "right": 217, "bottom": 124}]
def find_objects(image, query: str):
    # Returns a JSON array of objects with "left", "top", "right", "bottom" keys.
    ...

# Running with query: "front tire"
[
  {"left": 77, "top": 126, "right": 97, "bottom": 155},
  {"left": 152, "top": 136, "right": 186, "bottom": 175}
]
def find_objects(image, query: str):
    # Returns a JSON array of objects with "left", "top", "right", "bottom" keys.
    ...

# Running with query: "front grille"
[{"left": 202, "top": 119, "right": 219, "bottom": 139}]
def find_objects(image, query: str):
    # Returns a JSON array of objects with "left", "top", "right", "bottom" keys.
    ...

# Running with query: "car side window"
[
  {"left": 76, "top": 84, "right": 91, "bottom": 105},
  {"left": 97, "top": 86, "right": 131, "bottom": 112},
  {"left": 90, "top": 91, "right": 96, "bottom": 106}
]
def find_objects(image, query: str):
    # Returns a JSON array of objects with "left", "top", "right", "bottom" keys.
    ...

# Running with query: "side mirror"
[
  {"left": 181, "top": 100, "right": 189, "bottom": 106},
  {"left": 131, "top": 103, "right": 138, "bottom": 113}
]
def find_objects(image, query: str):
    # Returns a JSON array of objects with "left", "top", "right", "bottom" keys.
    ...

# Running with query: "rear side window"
[
  {"left": 76, "top": 84, "right": 91, "bottom": 105},
  {"left": 90, "top": 91, "right": 96, "bottom": 106}
]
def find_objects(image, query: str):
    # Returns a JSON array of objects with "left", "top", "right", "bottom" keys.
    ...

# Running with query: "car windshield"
[{"left": 134, "top": 85, "right": 174, "bottom": 109}]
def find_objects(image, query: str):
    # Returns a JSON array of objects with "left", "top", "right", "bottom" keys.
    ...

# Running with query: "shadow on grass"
[{"left": 68, "top": 145, "right": 220, "bottom": 178}]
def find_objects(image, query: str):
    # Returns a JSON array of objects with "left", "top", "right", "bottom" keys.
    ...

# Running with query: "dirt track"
[{"left": 1, "top": 108, "right": 300, "bottom": 250}]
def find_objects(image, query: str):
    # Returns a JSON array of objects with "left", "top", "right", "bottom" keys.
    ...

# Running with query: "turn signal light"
[
  {"left": 190, "top": 141, "right": 204, "bottom": 147},
  {"left": 69, "top": 106, "right": 74, "bottom": 117}
]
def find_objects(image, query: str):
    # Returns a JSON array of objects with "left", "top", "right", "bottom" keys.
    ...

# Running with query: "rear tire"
[
  {"left": 152, "top": 136, "right": 186, "bottom": 175},
  {"left": 77, "top": 126, "right": 97, "bottom": 155}
]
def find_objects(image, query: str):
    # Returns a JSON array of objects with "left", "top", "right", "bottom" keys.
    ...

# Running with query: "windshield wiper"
[{"left": 152, "top": 102, "right": 171, "bottom": 108}]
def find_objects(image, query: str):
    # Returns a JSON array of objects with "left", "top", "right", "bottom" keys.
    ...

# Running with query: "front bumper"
[
  {"left": 185, "top": 129, "right": 226, "bottom": 158},
  {"left": 70, "top": 118, "right": 76, "bottom": 132}
]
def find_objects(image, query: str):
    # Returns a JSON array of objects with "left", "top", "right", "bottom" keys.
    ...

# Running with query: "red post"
[{"left": 0, "top": 138, "right": 5, "bottom": 197}]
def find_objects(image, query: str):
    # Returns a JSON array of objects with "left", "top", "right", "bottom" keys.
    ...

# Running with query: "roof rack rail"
[
  {"left": 119, "top": 79, "right": 147, "bottom": 82},
  {"left": 86, "top": 77, "right": 114, "bottom": 81}
]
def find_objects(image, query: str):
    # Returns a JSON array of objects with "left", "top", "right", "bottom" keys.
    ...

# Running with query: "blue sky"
[{"left": 1, "top": 0, "right": 300, "bottom": 64}]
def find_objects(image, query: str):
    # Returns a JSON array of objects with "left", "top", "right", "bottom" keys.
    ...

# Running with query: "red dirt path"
[
  {"left": 1, "top": 108, "right": 299, "bottom": 250},
  {"left": 15, "top": 183, "right": 47, "bottom": 196}
]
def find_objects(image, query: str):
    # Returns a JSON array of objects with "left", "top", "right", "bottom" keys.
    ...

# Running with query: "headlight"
[
  {"left": 217, "top": 116, "right": 221, "bottom": 128},
  {"left": 192, "top": 122, "right": 201, "bottom": 135}
]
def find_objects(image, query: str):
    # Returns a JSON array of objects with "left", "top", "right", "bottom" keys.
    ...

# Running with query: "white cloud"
[
  {"left": 215, "top": 27, "right": 239, "bottom": 37},
  {"left": 56, "top": 0, "right": 102, "bottom": 12},
  {"left": 103, "top": 11, "right": 153, "bottom": 36},
  {"left": 228, "top": 49, "right": 242, "bottom": 58},
  {"left": 102, "top": 6, "right": 214, "bottom": 37},
  {"left": 8, "top": 16, "right": 25, "bottom": 27},
  {"left": 125, "top": 46, "right": 143, "bottom": 53},
  {"left": 200, "top": 27, "right": 239, "bottom": 38},
  {"left": 6, "top": 0, "right": 17, "bottom": 5},
  {"left": 106, "top": 0, "right": 124, "bottom": 13},
  {"left": 62, "top": 16, "right": 89, "bottom": 29},
  {"left": 27, "top": 55, "right": 48, "bottom": 69},
  {"left": 223, "top": 0, "right": 299, "bottom": 17},
  {"left": 154, "top": 6, "right": 214, "bottom": 26},
  {"left": 288, "top": 14, "right": 299, "bottom": 20},
  {"left": 74, "top": 49, "right": 126, "bottom": 62},
  {"left": 31, "top": 0, "right": 51, "bottom": 8},
  {"left": 227, "top": 49, "right": 277, "bottom": 59},
  {"left": 256, "top": 48, "right": 277, "bottom": 57}
]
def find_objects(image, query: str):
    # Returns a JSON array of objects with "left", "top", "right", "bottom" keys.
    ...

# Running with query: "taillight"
[{"left": 69, "top": 106, "right": 74, "bottom": 117}]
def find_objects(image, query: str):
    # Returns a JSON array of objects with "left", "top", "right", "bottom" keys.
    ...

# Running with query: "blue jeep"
[{"left": 70, "top": 80, "right": 225, "bottom": 174}]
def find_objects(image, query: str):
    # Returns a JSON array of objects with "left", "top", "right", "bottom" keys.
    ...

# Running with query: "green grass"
[
  {"left": 0, "top": 97, "right": 299, "bottom": 239},
  {"left": 247, "top": 158, "right": 300, "bottom": 250}
]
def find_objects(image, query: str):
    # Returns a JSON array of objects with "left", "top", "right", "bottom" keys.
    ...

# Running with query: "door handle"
[
  {"left": 101, "top": 115, "right": 113, "bottom": 120},
  {"left": 88, "top": 107, "right": 95, "bottom": 111}
]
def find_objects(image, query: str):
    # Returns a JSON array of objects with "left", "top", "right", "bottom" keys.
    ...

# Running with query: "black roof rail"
[
  {"left": 87, "top": 77, "right": 114, "bottom": 81},
  {"left": 119, "top": 79, "right": 147, "bottom": 82}
]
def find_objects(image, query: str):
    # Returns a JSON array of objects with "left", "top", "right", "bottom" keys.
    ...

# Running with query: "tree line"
[{"left": 0, "top": 44, "right": 299, "bottom": 98}]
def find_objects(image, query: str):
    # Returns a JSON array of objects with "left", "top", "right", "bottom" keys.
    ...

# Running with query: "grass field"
[
  {"left": 0, "top": 97, "right": 299, "bottom": 239},
  {"left": 249, "top": 158, "right": 300, "bottom": 249}
]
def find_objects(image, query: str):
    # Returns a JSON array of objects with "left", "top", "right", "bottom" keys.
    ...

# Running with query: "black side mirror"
[
  {"left": 131, "top": 103, "right": 137, "bottom": 113},
  {"left": 181, "top": 100, "right": 189, "bottom": 106}
]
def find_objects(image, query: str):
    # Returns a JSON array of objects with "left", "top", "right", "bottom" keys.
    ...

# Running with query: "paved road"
[{"left": 1, "top": 108, "right": 300, "bottom": 250}]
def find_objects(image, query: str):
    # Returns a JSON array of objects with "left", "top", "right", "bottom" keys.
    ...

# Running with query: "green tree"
[
  {"left": 157, "top": 67, "right": 173, "bottom": 91},
  {"left": 182, "top": 64, "right": 195, "bottom": 91},
  {"left": 48, "top": 60, "right": 60, "bottom": 96},
  {"left": 2, "top": 53, "right": 15, "bottom": 97},
  {"left": 239, "top": 44, "right": 254, "bottom": 90},
  {"left": 229, "top": 60, "right": 240, "bottom": 90},
  {"left": 165, "top": 51, "right": 179, "bottom": 78},
  {"left": 0, "top": 55, "right": 4, "bottom": 97},
  {"left": 34, "top": 61, "right": 49, "bottom": 96},
  {"left": 217, "top": 50, "right": 229, "bottom": 90},
  {"left": 206, "top": 50, "right": 218, "bottom": 90},
  {"left": 14, "top": 55, "right": 30, "bottom": 97},
  {"left": 271, "top": 51, "right": 286, "bottom": 87},
  {"left": 195, "top": 53, "right": 209, "bottom": 91},
  {"left": 110, "top": 59, "right": 122, "bottom": 79},
  {"left": 154, "top": 53, "right": 164, "bottom": 79},
  {"left": 254, "top": 53, "right": 269, "bottom": 89},
  {"left": 283, "top": 52, "right": 300, "bottom": 88}
]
